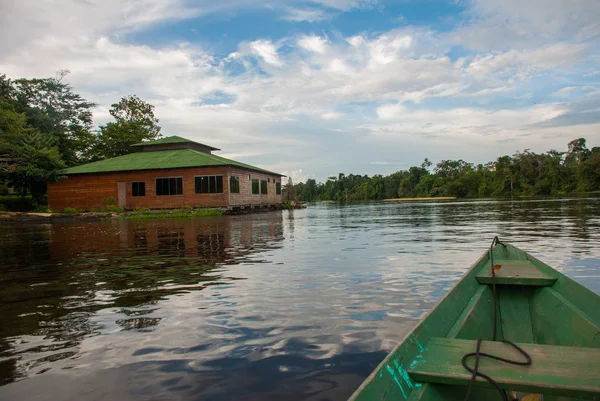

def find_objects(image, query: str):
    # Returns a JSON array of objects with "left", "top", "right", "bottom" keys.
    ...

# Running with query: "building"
[{"left": 47, "top": 136, "right": 284, "bottom": 211}]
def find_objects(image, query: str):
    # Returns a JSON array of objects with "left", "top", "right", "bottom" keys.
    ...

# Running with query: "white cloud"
[
  {"left": 368, "top": 34, "right": 413, "bottom": 65},
  {"left": 297, "top": 35, "right": 329, "bottom": 54},
  {"left": 0, "top": 0, "right": 203, "bottom": 56},
  {"left": 281, "top": 169, "right": 312, "bottom": 184},
  {"left": 467, "top": 43, "right": 588, "bottom": 81},
  {"left": 377, "top": 104, "right": 406, "bottom": 120},
  {"left": 282, "top": 8, "right": 329, "bottom": 22},
  {"left": 452, "top": 0, "right": 600, "bottom": 50},
  {"left": 249, "top": 40, "right": 284, "bottom": 66},
  {"left": 322, "top": 112, "right": 343, "bottom": 120},
  {"left": 553, "top": 86, "right": 597, "bottom": 97},
  {"left": 1, "top": 0, "right": 599, "bottom": 180}
]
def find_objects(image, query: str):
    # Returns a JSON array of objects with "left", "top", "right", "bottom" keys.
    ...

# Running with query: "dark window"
[
  {"left": 230, "top": 176, "right": 240, "bottom": 193},
  {"left": 276, "top": 182, "right": 281, "bottom": 195},
  {"left": 261, "top": 180, "right": 267, "bottom": 195},
  {"left": 195, "top": 175, "right": 223, "bottom": 194},
  {"left": 252, "top": 179, "right": 259, "bottom": 195},
  {"left": 156, "top": 177, "right": 183, "bottom": 196},
  {"left": 132, "top": 181, "right": 146, "bottom": 197}
]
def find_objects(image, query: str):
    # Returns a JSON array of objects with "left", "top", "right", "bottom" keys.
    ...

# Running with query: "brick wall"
[
  {"left": 47, "top": 166, "right": 283, "bottom": 211},
  {"left": 227, "top": 167, "right": 282, "bottom": 206}
]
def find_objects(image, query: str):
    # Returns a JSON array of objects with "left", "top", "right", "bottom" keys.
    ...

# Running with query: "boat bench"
[
  {"left": 476, "top": 260, "right": 557, "bottom": 286},
  {"left": 408, "top": 338, "right": 600, "bottom": 399}
]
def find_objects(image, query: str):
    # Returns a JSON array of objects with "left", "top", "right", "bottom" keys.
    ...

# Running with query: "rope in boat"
[{"left": 462, "top": 236, "right": 533, "bottom": 401}]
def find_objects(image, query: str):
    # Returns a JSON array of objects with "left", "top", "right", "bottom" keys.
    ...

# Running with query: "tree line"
[
  {"left": 291, "top": 138, "right": 600, "bottom": 201},
  {"left": 0, "top": 71, "right": 161, "bottom": 204}
]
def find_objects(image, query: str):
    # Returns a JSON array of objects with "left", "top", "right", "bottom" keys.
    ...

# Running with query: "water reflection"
[
  {"left": 0, "top": 213, "right": 284, "bottom": 387},
  {"left": 0, "top": 197, "right": 599, "bottom": 400}
]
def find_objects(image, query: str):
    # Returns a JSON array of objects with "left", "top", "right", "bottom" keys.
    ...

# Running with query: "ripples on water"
[{"left": 1, "top": 198, "right": 599, "bottom": 400}]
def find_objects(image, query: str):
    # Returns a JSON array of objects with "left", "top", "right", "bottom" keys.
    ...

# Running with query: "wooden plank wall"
[{"left": 48, "top": 166, "right": 283, "bottom": 211}]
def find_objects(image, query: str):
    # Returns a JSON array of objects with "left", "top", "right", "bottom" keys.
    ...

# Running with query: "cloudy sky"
[{"left": 1, "top": 0, "right": 599, "bottom": 182}]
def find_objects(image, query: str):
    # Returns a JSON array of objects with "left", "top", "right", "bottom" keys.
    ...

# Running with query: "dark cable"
[{"left": 463, "top": 237, "right": 532, "bottom": 401}]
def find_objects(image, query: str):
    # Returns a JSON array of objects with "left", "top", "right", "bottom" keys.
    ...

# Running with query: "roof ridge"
[
  {"left": 62, "top": 148, "right": 283, "bottom": 176},
  {"left": 132, "top": 135, "right": 220, "bottom": 150}
]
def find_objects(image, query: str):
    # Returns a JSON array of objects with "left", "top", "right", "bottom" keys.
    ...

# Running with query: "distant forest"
[{"left": 290, "top": 138, "right": 600, "bottom": 201}]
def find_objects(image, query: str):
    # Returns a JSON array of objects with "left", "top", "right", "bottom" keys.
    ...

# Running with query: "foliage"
[
  {"left": 120, "top": 208, "right": 223, "bottom": 220},
  {"left": 33, "top": 204, "right": 52, "bottom": 213},
  {"left": 62, "top": 207, "right": 79, "bottom": 214},
  {"left": 1, "top": 73, "right": 163, "bottom": 210},
  {"left": 0, "top": 195, "right": 34, "bottom": 211},
  {"left": 3, "top": 132, "right": 66, "bottom": 202},
  {"left": 104, "top": 204, "right": 125, "bottom": 213},
  {"left": 92, "top": 95, "right": 161, "bottom": 159},
  {"left": 291, "top": 139, "right": 600, "bottom": 201},
  {"left": 12, "top": 70, "right": 97, "bottom": 165}
]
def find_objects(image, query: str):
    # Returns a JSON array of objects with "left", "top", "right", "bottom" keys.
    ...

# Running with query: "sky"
[{"left": 1, "top": 0, "right": 599, "bottom": 183}]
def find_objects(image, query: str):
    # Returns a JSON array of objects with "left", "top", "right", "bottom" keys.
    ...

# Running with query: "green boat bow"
[{"left": 349, "top": 239, "right": 600, "bottom": 401}]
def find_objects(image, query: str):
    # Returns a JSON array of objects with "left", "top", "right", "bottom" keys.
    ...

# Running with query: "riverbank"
[
  {"left": 383, "top": 196, "right": 457, "bottom": 201},
  {"left": 0, "top": 202, "right": 307, "bottom": 224}
]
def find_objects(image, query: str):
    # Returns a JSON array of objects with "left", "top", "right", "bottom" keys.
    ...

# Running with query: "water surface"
[{"left": 1, "top": 198, "right": 599, "bottom": 400}]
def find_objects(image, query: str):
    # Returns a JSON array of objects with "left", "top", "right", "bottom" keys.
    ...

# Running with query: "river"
[{"left": 1, "top": 197, "right": 599, "bottom": 400}]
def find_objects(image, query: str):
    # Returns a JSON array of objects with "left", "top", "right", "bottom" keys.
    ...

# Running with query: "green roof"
[
  {"left": 132, "top": 135, "right": 220, "bottom": 150},
  {"left": 63, "top": 149, "right": 283, "bottom": 176}
]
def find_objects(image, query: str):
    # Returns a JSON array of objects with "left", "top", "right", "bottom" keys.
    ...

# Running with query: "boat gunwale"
[{"left": 347, "top": 246, "right": 491, "bottom": 400}]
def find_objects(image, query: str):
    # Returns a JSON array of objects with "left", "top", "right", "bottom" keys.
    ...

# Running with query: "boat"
[{"left": 349, "top": 237, "right": 600, "bottom": 401}]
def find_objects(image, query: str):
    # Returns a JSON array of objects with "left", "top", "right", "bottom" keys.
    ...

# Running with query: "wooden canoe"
[{"left": 349, "top": 240, "right": 600, "bottom": 401}]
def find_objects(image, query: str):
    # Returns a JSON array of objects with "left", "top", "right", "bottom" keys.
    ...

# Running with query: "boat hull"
[{"left": 349, "top": 243, "right": 600, "bottom": 401}]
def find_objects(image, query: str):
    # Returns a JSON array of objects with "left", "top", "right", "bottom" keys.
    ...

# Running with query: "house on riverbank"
[{"left": 47, "top": 136, "right": 284, "bottom": 211}]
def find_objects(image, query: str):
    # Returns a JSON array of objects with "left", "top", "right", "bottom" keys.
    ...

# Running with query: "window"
[
  {"left": 248, "top": 175, "right": 251, "bottom": 181},
  {"left": 195, "top": 175, "right": 223, "bottom": 194},
  {"left": 230, "top": 176, "right": 240, "bottom": 193},
  {"left": 252, "top": 179, "right": 259, "bottom": 194},
  {"left": 261, "top": 180, "right": 267, "bottom": 195},
  {"left": 156, "top": 177, "right": 183, "bottom": 196},
  {"left": 132, "top": 181, "right": 146, "bottom": 197},
  {"left": 276, "top": 182, "right": 281, "bottom": 195}
]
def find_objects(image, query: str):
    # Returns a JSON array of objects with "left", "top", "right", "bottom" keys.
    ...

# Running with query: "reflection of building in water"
[
  {"left": 1, "top": 213, "right": 285, "bottom": 385},
  {"left": 49, "top": 213, "right": 284, "bottom": 264}
]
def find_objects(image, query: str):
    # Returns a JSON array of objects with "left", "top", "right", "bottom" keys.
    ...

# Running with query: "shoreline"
[
  {"left": 383, "top": 196, "right": 457, "bottom": 201},
  {"left": 0, "top": 203, "right": 306, "bottom": 224}
]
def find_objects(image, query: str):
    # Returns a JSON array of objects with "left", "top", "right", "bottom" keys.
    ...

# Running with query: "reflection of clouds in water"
[{"left": 0, "top": 197, "right": 599, "bottom": 400}]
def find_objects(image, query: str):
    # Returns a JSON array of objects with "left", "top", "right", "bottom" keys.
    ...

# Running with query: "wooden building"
[{"left": 47, "top": 136, "right": 284, "bottom": 211}]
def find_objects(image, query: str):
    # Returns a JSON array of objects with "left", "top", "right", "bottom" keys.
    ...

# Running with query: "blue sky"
[{"left": 1, "top": 0, "right": 599, "bottom": 182}]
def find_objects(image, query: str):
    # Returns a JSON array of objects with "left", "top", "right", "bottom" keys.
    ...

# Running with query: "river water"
[{"left": 1, "top": 198, "right": 599, "bottom": 400}]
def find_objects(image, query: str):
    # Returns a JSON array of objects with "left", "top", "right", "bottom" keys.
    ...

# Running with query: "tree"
[
  {"left": 4, "top": 132, "right": 65, "bottom": 202},
  {"left": 289, "top": 138, "right": 599, "bottom": 201},
  {"left": 93, "top": 95, "right": 161, "bottom": 159},
  {"left": 13, "top": 70, "right": 97, "bottom": 165},
  {"left": 0, "top": 75, "right": 27, "bottom": 155}
]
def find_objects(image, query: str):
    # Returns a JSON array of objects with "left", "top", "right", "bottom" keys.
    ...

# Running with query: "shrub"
[
  {"left": 102, "top": 196, "right": 117, "bottom": 207},
  {"left": 62, "top": 207, "right": 79, "bottom": 214},
  {"left": 133, "top": 206, "right": 150, "bottom": 213},
  {"left": 104, "top": 204, "right": 125, "bottom": 213},
  {"left": 33, "top": 205, "right": 52, "bottom": 213},
  {"left": 0, "top": 195, "right": 34, "bottom": 211}
]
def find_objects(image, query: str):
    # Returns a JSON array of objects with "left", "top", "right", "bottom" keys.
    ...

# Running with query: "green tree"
[
  {"left": 13, "top": 70, "right": 97, "bottom": 165},
  {"left": 0, "top": 75, "right": 27, "bottom": 155},
  {"left": 5, "top": 132, "right": 65, "bottom": 202},
  {"left": 93, "top": 95, "right": 161, "bottom": 159}
]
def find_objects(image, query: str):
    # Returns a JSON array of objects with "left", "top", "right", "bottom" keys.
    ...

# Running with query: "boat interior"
[{"left": 350, "top": 244, "right": 600, "bottom": 401}]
